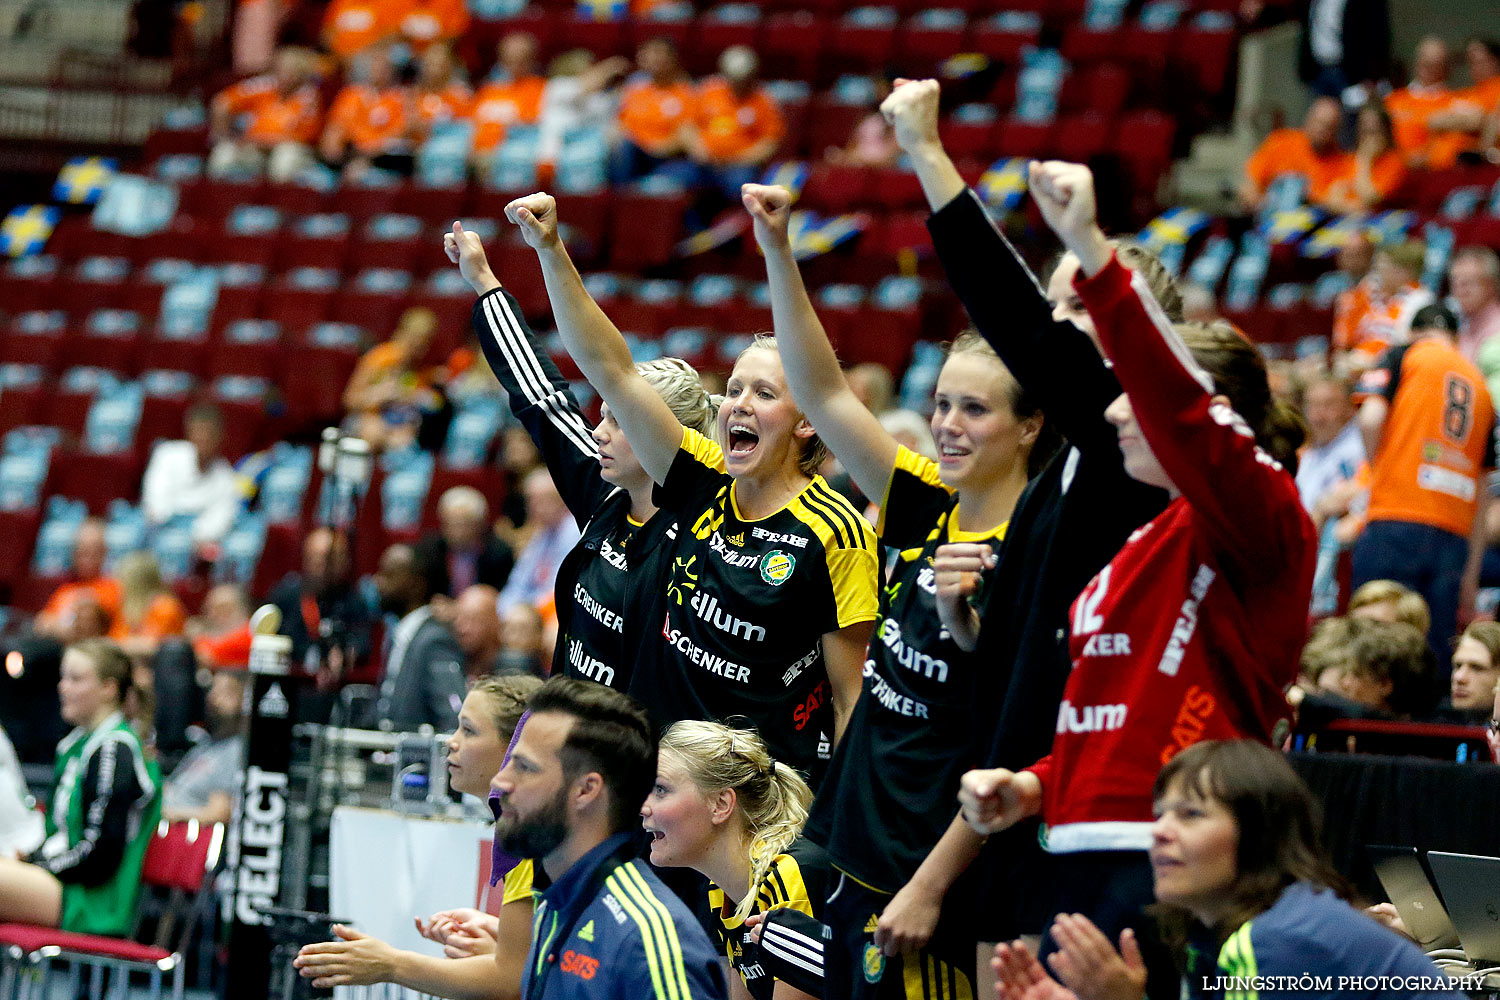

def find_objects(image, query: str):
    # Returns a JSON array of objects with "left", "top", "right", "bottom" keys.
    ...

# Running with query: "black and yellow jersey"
[
  {"left": 807, "top": 447, "right": 1006, "bottom": 892},
  {"left": 705, "top": 838, "right": 831, "bottom": 1000},
  {"left": 642, "top": 428, "right": 879, "bottom": 782}
]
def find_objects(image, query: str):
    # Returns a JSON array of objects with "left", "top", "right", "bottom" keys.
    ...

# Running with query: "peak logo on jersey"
[
  {"left": 560, "top": 950, "right": 599, "bottom": 980},
  {"left": 667, "top": 554, "right": 699, "bottom": 605},
  {"left": 577, "top": 921, "right": 594, "bottom": 943},
  {"left": 751, "top": 525, "right": 809, "bottom": 548},
  {"left": 692, "top": 506, "right": 724, "bottom": 540},
  {"left": 863, "top": 944, "right": 885, "bottom": 983},
  {"left": 760, "top": 549, "right": 795, "bottom": 586}
]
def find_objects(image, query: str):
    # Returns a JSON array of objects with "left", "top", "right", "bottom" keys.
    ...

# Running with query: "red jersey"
[{"left": 1024, "top": 257, "right": 1315, "bottom": 854}]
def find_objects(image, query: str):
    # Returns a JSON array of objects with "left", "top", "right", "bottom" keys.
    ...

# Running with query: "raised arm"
[
  {"left": 1031, "top": 161, "right": 1310, "bottom": 570},
  {"left": 503, "top": 193, "right": 685, "bottom": 485},
  {"left": 742, "top": 183, "right": 899, "bottom": 501},
  {"left": 446, "top": 222, "right": 611, "bottom": 525},
  {"left": 883, "top": 80, "right": 1126, "bottom": 455}
]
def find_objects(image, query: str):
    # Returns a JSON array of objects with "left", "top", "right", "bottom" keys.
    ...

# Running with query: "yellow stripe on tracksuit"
[
  {"left": 604, "top": 865, "right": 696, "bottom": 1000},
  {"left": 1218, "top": 921, "right": 1259, "bottom": 1000},
  {"left": 901, "top": 953, "right": 973, "bottom": 1000}
]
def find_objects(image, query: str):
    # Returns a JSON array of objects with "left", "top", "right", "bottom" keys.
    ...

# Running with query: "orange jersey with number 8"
[{"left": 1357, "top": 338, "right": 1497, "bottom": 537}]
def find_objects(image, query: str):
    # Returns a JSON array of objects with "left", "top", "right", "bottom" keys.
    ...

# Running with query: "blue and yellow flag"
[
  {"left": 790, "top": 211, "right": 866, "bottom": 261},
  {"left": 53, "top": 156, "right": 118, "bottom": 205},
  {"left": 1364, "top": 210, "right": 1416, "bottom": 245},
  {"left": 761, "top": 161, "right": 810, "bottom": 202},
  {"left": 978, "top": 157, "right": 1029, "bottom": 212},
  {"left": 576, "top": 0, "right": 625, "bottom": 19},
  {"left": 0, "top": 205, "right": 60, "bottom": 257},
  {"left": 676, "top": 214, "right": 750, "bottom": 257},
  {"left": 1141, "top": 206, "right": 1209, "bottom": 248},
  {"left": 1260, "top": 205, "right": 1325, "bottom": 244},
  {"left": 1301, "top": 213, "right": 1366, "bottom": 258}
]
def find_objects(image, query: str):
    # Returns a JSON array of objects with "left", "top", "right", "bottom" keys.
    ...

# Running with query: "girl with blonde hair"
[
  {"left": 445, "top": 222, "right": 717, "bottom": 697},
  {"left": 643, "top": 720, "right": 831, "bottom": 1000},
  {"left": 494, "top": 193, "right": 879, "bottom": 786}
]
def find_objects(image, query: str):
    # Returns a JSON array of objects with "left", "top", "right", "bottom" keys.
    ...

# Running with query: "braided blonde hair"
[
  {"left": 636, "top": 357, "right": 718, "bottom": 439},
  {"left": 659, "top": 720, "right": 812, "bottom": 921}
]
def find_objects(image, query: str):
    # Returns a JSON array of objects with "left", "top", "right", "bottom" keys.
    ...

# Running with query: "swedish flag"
[
  {"left": 1141, "top": 206, "right": 1208, "bottom": 248},
  {"left": 978, "top": 157, "right": 1029, "bottom": 212},
  {"left": 0, "top": 205, "right": 60, "bottom": 258},
  {"left": 790, "top": 211, "right": 865, "bottom": 261},
  {"left": 675, "top": 214, "right": 750, "bottom": 257},
  {"left": 1364, "top": 210, "right": 1416, "bottom": 245},
  {"left": 761, "top": 161, "right": 810, "bottom": 202},
  {"left": 1260, "top": 206, "right": 1324, "bottom": 244},
  {"left": 53, "top": 156, "right": 118, "bottom": 205},
  {"left": 576, "top": 0, "right": 625, "bottom": 19},
  {"left": 1301, "top": 214, "right": 1365, "bottom": 259},
  {"left": 941, "top": 53, "right": 990, "bottom": 79}
]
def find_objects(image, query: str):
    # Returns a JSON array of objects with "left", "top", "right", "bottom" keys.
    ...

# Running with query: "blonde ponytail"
[{"left": 659, "top": 720, "right": 813, "bottom": 921}]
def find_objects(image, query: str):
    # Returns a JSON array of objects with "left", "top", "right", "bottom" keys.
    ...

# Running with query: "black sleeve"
[
  {"left": 36, "top": 738, "right": 144, "bottom": 887},
  {"left": 926, "top": 189, "right": 1125, "bottom": 456},
  {"left": 756, "top": 908, "right": 826, "bottom": 999},
  {"left": 471, "top": 288, "right": 611, "bottom": 527},
  {"left": 1355, "top": 344, "right": 1409, "bottom": 404}
]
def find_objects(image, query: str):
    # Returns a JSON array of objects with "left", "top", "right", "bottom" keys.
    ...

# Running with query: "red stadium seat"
[
  {"left": 52, "top": 449, "right": 143, "bottom": 515},
  {"left": 0, "top": 383, "right": 47, "bottom": 438},
  {"left": 275, "top": 225, "right": 352, "bottom": 272},
  {"left": 828, "top": 14, "right": 897, "bottom": 77},
  {"left": 0, "top": 509, "right": 43, "bottom": 595},
  {"left": 691, "top": 15, "right": 761, "bottom": 77},
  {"left": 996, "top": 118, "right": 1056, "bottom": 159},
  {"left": 176, "top": 177, "right": 264, "bottom": 228},
  {"left": 1055, "top": 112, "right": 1116, "bottom": 163},
  {"left": 280, "top": 343, "right": 362, "bottom": 431},
  {"left": 799, "top": 164, "right": 874, "bottom": 214},
  {"left": 805, "top": 100, "right": 870, "bottom": 162},
  {"left": 940, "top": 117, "right": 1000, "bottom": 163},
  {"left": 263, "top": 181, "right": 330, "bottom": 218},
  {"left": 866, "top": 167, "right": 927, "bottom": 210},
  {"left": 1174, "top": 26, "right": 1235, "bottom": 96},
  {"left": 893, "top": 17, "right": 966, "bottom": 76},
  {"left": 969, "top": 20, "right": 1038, "bottom": 66},
  {"left": 1114, "top": 109, "right": 1176, "bottom": 191},
  {"left": 262, "top": 274, "right": 336, "bottom": 333},
  {"left": 560, "top": 12, "right": 629, "bottom": 60},
  {"left": 759, "top": 12, "right": 828, "bottom": 84},
  {"left": 608, "top": 188, "right": 690, "bottom": 271}
]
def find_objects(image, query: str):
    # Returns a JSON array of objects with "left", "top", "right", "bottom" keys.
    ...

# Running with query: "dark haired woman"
[
  {"left": 958, "top": 160, "right": 1316, "bottom": 997},
  {"left": 863, "top": 78, "right": 1181, "bottom": 964},
  {"left": 501, "top": 192, "right": 879, "bottom": 785},
  {"left": 743, "top": 179, "right": 1052, "bottom": 997},
  {"left": 0, "top": 639, "right": 160, "bottom": 935},
  {"left": 993, "top": 740, "right": 1462, "bottom": 1000}
]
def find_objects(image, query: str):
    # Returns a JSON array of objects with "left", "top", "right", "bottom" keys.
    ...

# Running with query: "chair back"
[{"left": 140, "top": 820, "right": 225, "bottom": 895}]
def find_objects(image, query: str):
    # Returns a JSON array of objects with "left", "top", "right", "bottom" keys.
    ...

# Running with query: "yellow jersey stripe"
[
  {"left": 613, "top": 865, "right": 698, "bottom": 1000},
  {"left": 604, "top": 872, "right": 679, "bottom": 1000}
]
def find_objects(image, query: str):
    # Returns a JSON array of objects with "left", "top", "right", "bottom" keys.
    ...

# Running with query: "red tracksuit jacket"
[{"left": 1026, "top": 256, "right": 1316, "bottom": 854}]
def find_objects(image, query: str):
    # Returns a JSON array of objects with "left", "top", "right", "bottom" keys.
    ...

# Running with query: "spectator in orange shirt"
[
  {"left": 410, "top": 42, "right": 473, "bottom": 141},
  {"left": 110, "top": 552, "right": 188, "bottom": 660},
  {"left": 321, "top": 0, "right": 401, "bottom": 61},
  {"left": 320, "top": 42, "right": 413, "bottom": 179},
  {"left": 1385, "top": 36, "right": 1471, "bottom": 168},
  {"left": 396, "top": 0, "right": 468, "bottom": 55},
  {"left": 35, "top": 520, "right": 121, "bottom": 641},
  {"left": 686, "top": 46, "right": 785, "bottom": 197},
  {"left": 1437, "top": 38, "right": 1500, "bottom": 165},
  {"left": 470, "top": 32, "right": 547, "bottom": 169},
  {"left": 209, "top": 46, "right": 322, "bottom": 182},
  {"left": 1321, "top": 104, "right": 1407, "bottom": 213},
  {"left": 1239, "top": 96, "right": 1344, "bottom": 211},
  {"left": 610, "top": 36, "right": 696, "bottom": 183},
  {"left": 188, "top": 584, "right": 254, "bottom": 670},
  {"left": 1334, "top": 240, "right": 1434, "bottom": 366},
  {"left": 343, "top": 306, "right": 442, "bottom": 452}
]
